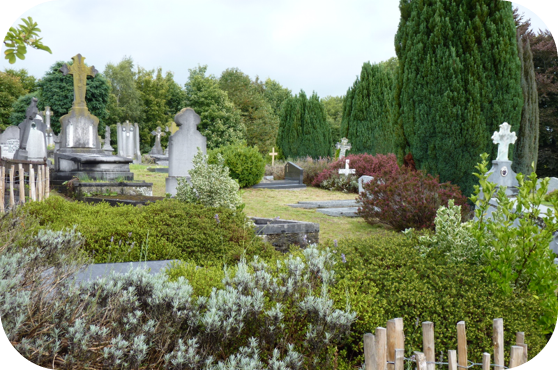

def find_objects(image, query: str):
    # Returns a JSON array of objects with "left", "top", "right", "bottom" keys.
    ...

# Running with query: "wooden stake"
[
  {"left": 414, "top": 351, "right": 427, "bottom": 370},
  {"left": 448, "top": 350, "right": 457, "bottom": 370},
  {"left": 457, "top": 321, "right": 467, "bottom": 369},
  {"left": 394, "top": 349, "right": 404, "bottom": 370},
  {"left": 387, "top": 318, "right": 404, "bottom": 370},
  {"left": 422, "top": 322, "right": 435, "bottom": 370},
  {"left": 493, "top": 318, "right": 504, "bottom": 369},
  {"left": 0, "top": 165, "right": 4, "bottom": 213},
  {"left": 516, "top": 332, "right": 528, "bottom": 363},
  {"left": 45, "top": 164, "right": 50, "bottom": 199},
  {"left": 509, "top": 345, "right": 524, "bottom": 368},
  {"left": 376, "top": 327, "right": 387, "bottom": 370},
  {"left": 482, "top": 353, "right": 491, "bottom": 370},
  {"left": 364, "top": 333, "right": 376, "bottom": 370},
  {"left": 9, "top": 165, "right": 15, "bottom": 208},
  {"left": 18, "top": 163, "right": 25, "bottom": 204},
  {"left": 29, "top": 166, "right": 36, "bottom": 201},
  {"left": 37, "top": 165, "right": 43, "bottom": 201}
]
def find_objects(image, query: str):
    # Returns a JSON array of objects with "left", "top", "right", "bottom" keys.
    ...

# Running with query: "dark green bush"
[
  {"left": 208, "top": 143, "right": 265, "bottom": 188},
  {"left": 23, "top": 196, "right": 279, "bottom": 266},
  {"left": 326, "top": 234, "right": 550, "bottom": 367}
]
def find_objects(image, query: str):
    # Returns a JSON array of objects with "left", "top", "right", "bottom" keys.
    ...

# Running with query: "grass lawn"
[{"left": 131, "top": 164, "right": 393, "bottom": 242}]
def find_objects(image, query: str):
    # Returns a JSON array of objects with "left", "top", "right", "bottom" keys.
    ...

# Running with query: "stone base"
[
  {"left": 13, "top": 149, "right": 28, "bottom": 160},
  {"left": 165, "top": 175, "right": 190, "bottom": 197},
  {"left": 251, "top": 217, "right": 319, "bottom": 253},
  {"left": 150, "top": 154, "right": 169, "bottom": 166},
  {"left": 52, "top": 152, "right": 134, "bottom": 184},
  {"left": 485, "top": 160, "right": 519, "bottom": 197}
]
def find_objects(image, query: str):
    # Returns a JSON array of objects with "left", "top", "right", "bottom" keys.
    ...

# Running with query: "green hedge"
[
  {"left": 23, "top": 196, "right": 278, "bottom": 265},
  {"left": 208, "top": 144, "right": 265, "bottom": 188},
  {"left": 327, "top": 235, "right": 550, "bottom": 367}
]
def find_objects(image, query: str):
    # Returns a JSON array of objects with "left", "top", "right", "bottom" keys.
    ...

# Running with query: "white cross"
[
  {"left": 491, "top": 122, "right": 517, "bottom": 161},
  {"left": 338, "top": 159, "right": 356, "bottom": 176},
  {"left": 45, "top": 106, "right": 51, "bottom": 128},
  {"left": 336, "top": 138, "right": 352, "bottom": 158},
  {"left": 269, "top": 147, "right": 278, "bottom": 166}
]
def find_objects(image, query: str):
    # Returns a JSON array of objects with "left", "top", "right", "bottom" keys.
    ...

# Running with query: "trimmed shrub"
[
  {"left": 176, "top": 150, "right": 242, "bottom": 210},
  {"left": 358, "top": 165, "right": 469, "bottom": 231},
  {"left": 326, "top": 236, "right": 550, "bottom": 368},
  {"left": 312, "top": 153, "right": 399, "bottom": 192},
  {"left": 208, "top": 144, "right": 265, "bottom": 188},
  {"left": 23, "top": 196, "right": 278, "bottom": 266}
]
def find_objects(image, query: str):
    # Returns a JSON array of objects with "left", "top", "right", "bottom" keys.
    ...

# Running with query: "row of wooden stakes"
[
  {"left": 0, "top": 162, "right": 50, "bottom": 213},
  {"left": 364, "top": 318, "right": 529, "bottom": 370}
]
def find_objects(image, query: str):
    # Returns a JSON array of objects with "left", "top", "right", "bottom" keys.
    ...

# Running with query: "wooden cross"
[
  {"left": 60, "top": 54, "right": 98, "bottom": 108},
  {"left": 338, "top": 159, "right": 356, "bottom": 176},
  {"left": 269, "top": 147, "right": 278, "bottom": 166},
  {"left": 491, "top": 122, "right": 517, "bottom": 161}
]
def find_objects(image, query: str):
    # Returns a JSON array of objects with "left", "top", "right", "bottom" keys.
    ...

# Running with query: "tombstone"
[
  {"left": 44, "top": 106, "right": 56, "bottom": 150},
  {"left": 0, "top": 126, "right": 20, "bottom": 159},
  {"left": 149, "top": 127, "right": 166, "bottom": 156},
  {"left": 14, "top": 98, "right": 48, "bottom": 161},
  {"left": 165, "top": 108, "right": 207, "bottom": 196},
  {"left": 336, "top": 138, "right": 352, "bottom": 158},
  {"left": 285, "top": 162, "right": 304, "bottom": 185},
  {"left": 338, "top": 159, "right": 356, "bottom": 177},
  {"left": 117, "top": 121, "right": 141, "bottom": 164},
  {"left": 485, "top": 122, "right": 519, "bottom": 197},
  {"left": 102, "top": 126, "right": 114, "bottom": 155},
  {"left": 358, "top": 175, "right": 374, "bottom": 194}
]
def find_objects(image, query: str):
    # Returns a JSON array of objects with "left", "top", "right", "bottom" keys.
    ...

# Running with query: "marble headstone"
[
  {"left": 165, "top": 108, "right": 207, "bottom": 196},
  {"left": 0, "top": 126, "right": 20, "bottom": 159},
  {"left": 485, "top": 122, "right": 519, "bottom": 197},
  {"left": 117, "top": 121, "right": 141, "bottom": 164}
]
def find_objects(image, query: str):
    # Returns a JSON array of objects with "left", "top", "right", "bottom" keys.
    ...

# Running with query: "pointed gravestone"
[
  {"left": 486, "top": 122, "right": 519, "bottom": 196},
  {"left": 117, "top": 120, "right": 141, "bottom": 164},
  {"left": 165, "top": 108, "right": 207, "bottom": 196}
]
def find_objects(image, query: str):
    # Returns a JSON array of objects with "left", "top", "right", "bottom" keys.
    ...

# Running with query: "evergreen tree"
[
  {"left": 184, "top": 65, "right": 245, "bottom": 150},
  {"left": 394, "top": 0, "right": 523, "bottom": 197},
  {"left": 340, "top": 79, "right": 358, "bottom": 139},
  {"left": 321, "top": 95, "right": 344, "bottom": 143},
  {"left": 300, "top": 92, "right": 332, "bottom": 158},
  {"left": 277, "top": 91, "right": 305, "bottom": 159},
  {"left": 512, "top": 26, "right": 539, "bottom": 176},
  {"left": 261, "top": 78, "right": 292, "bottom": 118}
]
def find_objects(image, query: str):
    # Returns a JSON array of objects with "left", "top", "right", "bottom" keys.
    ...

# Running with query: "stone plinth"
[
  {"left": 485, "top": 160, "right": 519, "bottom": 197},
  {"left": 252, "top": 217, "right": 319, "bottom": 253},
  {"left": 52, "top": 152, "right": 134, "bottom": 184}
]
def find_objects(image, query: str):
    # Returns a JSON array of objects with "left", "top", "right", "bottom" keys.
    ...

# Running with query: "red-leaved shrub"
[
  {"left": 312, "top": 153, "right": 400, "bottom": 192},
  {"left": 357, "top": 166, "right": 470, "bottom": 231}
]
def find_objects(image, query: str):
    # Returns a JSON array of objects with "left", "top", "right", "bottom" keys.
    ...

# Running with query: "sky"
[{"left": 1, "top": 0, "right": 557, "bottom": 99}]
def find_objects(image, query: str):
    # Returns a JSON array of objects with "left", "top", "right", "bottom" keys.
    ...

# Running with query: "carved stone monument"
[
  {"left": 165, "top": 108, "right": 207, "bottom": 196},
  {"left": 14, "top": 97, "right": 47, "bottom": 161},
  {"left": 102, "top": 126, "right": 114, "bottom": 155},
  {"left": 117, "top": 121, "right": 141, "bottom": 164},
  {"left": 0, "top": 126, "right": 20, "bottom": 159},
  {"left": 336, "top": 138, "right": 352, "bottom": 158},
  {"left": 486, "top": 122, "right": 519, "bottom": 196},
  {"left": 149, "top": 127, "right": 165, "bottom": 155},
  {"left": 53, "top": 53, "right": 133, "bottom": 183}
]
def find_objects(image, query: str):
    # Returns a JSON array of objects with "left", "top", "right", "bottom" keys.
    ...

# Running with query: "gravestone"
[
  {"left": 338, "top": 159, "right": 355, "bottom": 177},
  {"left": 44, "top": 106, "right": 58, "bottom": 150},
  {"left": 14, "top": 97, "right": 47, "bottom": 161},
  {"left": 358, "top": 175, "right": 374, "bottom": 194},
  {"left": 285, "top": 161, "right": 304, "bottom": 184},
  {"left": 336, "top": 138, "right": 351, "bottom": 158},
  {"left": 102, "top": 126, "right": 114, "bottom": 155},
  {"left": 165, "top": 108, "right": 207, "bottom": 196},
  {"left": 485, "top": 122, "right": 519, "bottom": 196},
  {"left": 117, "top": 121, "right": 141, "bottom": 164},
  {"left": 0, "top": 126, "right": 20, "bottom": 159},
  {"left": 149, "top": 127, "right": 166, "bottom": 155},
  {"left": 269, "top": 147, "right": 278, "bottom": 166}
]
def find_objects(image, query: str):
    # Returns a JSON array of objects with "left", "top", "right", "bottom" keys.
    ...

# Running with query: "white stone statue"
[{"left": 491, "top": 122, "right": 517, "bottom": 161}]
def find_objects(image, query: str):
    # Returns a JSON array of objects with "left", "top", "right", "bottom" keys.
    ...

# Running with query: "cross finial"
[
  {"left": 491, "top": 122, "right": 517, "bottom": 161},
  {"left": 338, "top": 159, "right": 356, "bottom": 177},
  {"left": 60, "top": 54, "right": 98, "bottom": 109},
  {"left": 269, "top": 147, "right": 278, "bottom": 166},
  {"left": 336, "top": 137, "right": 352, "bottom": 158}
]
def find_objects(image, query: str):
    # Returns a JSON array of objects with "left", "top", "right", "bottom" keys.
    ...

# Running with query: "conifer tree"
[
  {"left": 277, "top": 90, "right": 305, "bottom": 158},
  {"left": 300, "top": 92, "right": 332, "bottom": 158},
  {"left": 394, "top": 0, "right": 523, "bottom": 197}
]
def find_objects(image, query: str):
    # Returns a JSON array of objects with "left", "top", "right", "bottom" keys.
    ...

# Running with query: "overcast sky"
[{"left": 1, "top": 0, "right": 557, "bottom": 98}]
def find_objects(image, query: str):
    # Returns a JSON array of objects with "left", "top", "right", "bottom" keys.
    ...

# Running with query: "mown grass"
[{"left": 130, "top": 164, "right": 167, "bottom": 196}]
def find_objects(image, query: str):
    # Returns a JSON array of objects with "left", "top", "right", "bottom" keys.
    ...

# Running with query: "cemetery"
[{"left": 1, "top": 2, "right": 558, "bottom": 369}]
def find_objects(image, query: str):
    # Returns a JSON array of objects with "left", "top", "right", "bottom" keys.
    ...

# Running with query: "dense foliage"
[
  {"left": 394, "top": 0, "right": 523, "bottom": 197},
  {"left": 321, "top": 95, "right": 344, "bottom": 143},
  {"left": 208, "top": 143, "right": 265, "bottom": 188},
  {"left": 0, "top": 70, "right": 27, "bottom": 129}
]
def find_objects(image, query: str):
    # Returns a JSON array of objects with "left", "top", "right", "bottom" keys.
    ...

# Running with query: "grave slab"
[{"left": 72, "top": 260, "right": 179, "bottom": 284}]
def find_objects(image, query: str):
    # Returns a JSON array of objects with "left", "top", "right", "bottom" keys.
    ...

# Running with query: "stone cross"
[
  {"left": 152, "top": 126, "right": 166, "bottom": 141},
  {"left": 150, "top": 126, "right": 166, "bottom": 155},
  {"left": 104, "top": 126, "right": 111, "bottom": 144},
  {"left": 269, "top": 147, "right": 278, "bottom": 166},
  {"left": 491, "top": 122, "right": 517, "bottom": 161},
  {"left": 336, "top": 138, "right": 352, "bottom": 158},
  {"left": 45, "top": 106, "right": 51, "bottom": 129},
  {"left": 338, "top": 159, "right": 356, "bottom": 176},
  {"left": 60, "top": 54, "right": 98, "bottom": 109}
]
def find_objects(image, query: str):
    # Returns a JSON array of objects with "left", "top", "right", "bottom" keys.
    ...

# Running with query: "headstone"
[
  {"left": 0, "top": 126, "right": 20, "bottom": 159},
  {"left": 117, "top": 121, "right": 141, "bottom": 164},
  {"left": 165, "top": 108, "right": 207, "bottom": 196},
  {"left": 44, "top": 106, "right": 56, "bottom": 149},
  {"left": 58, "top": 54, "right": 103, "bottom": 153},
  {"left": 338, "top": 159, "right": 356, "bottom": 177},
  {"left": 14, "top": 98, "right": 47, "bottom": 161},
  {"left": 358, "top": 175, "right": 374, "bottom": 194},
  {"left": 102, "top": 126, "right": 114, "bottom": 155},
  {"left": 336, "top": 138, "right": 352, "bottom": 158},
  {"left": 285, "top": 161, "right": 304, "bottom": 184},
  {"left": 485, "top": 122, "right": 519, "bottom": 197},
  {"left": 149, "top": 127, "right": 166, "bottom": 155},
  {"left": 269, "top": 147, "right": 278, "bottom": 166}
]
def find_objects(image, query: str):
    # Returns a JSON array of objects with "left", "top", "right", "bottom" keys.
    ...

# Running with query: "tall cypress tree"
[
  {"left": 394, "top": 0, "right": 523, "bottom": 197},
  {"left": 512, "top": 23, "right": 539, "bottom": 176},
  {"left": 277, "top": 91, "right": 305, "bottom": 158},
  {"left": 300, "top": 92, "right": 332, "bottom": 158},
  {"left": 340, "top": 79, "right": 358, "bottom": 139}
]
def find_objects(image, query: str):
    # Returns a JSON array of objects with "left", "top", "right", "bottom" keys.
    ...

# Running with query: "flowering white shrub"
[{"left": 176, "top": 149, "right": 242, "bottom": 210}]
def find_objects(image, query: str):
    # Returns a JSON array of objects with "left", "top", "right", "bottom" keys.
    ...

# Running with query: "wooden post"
[
  {"left": 457, "top": 321, "right": 467, "bottom": 369},
  {"left": 45, "top": 164, "right": 50, "bottom": 199},
  {"left": 516, "top": 332, "right": 528, "bottom": 363},
  {"left": 376, "top": 327, "right": 387, "bottom": 370},
  {"left": 482, "top": 353, "right": 491, "bottom": 370},
  {"left": 29, "top": 166, "right": 36, "bottom": 201},
  {"left": 18, "top": 163, "right": 25, "bottom": 204},
  {"left": 37, "top": 165, "right": 43, "bottom": 201},
  {"left": 414, "top": 352, "right": 427, "bottom": 370},
  {"left": 387, "top": 318, "right": 404, "bottom": 370},
  {"left": 509, "top": 345, "right": 524, "bottom": 368},
  {"left": 9, "top": 165, "right": 15, "bottom": 209},
  {"left": 448, "top": 350, "right": 457, "bottom": 370},
  {"left": 364, "top": 333, "right": 377, "bottom": 370},
  {"left": 493, "top": 318, "right": 504, "bottom": 369},
  {"left": 422, "top": 322, "right": 435, "bottom": 370},
  {"left": 394, "top": 349, "right": 404, "bottom": 370},
  {"left": 0, "top": 165, "right": 4, "bottom": 213}
]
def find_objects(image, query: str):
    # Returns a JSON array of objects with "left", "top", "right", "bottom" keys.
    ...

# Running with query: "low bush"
[
  {"left": 23, "top": 196, "right": 278, "bottom": 266},
  {"left": 358, "top": 165, "right": 469, "bottom": 231},
  {"left": 325, "top": 235, "right": 550, "bottom": 368},
  {"left": 208, "top": 144, "right": 265, "bottom": 188},
  {"left": 312, "top": 153, "right": 399, "bottom": 192}
]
